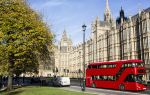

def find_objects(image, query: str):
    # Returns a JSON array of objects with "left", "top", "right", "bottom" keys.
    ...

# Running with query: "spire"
[
  {"left": 96, "top": 16, "right": 99, "bottom": 22},
  {"left": 105, "top": 0, "right": 110, "bottom": 13},
  {"left": 62, "top": 29, "right": 68, "bottom": 41},
  {"left": 116, "top": 6, "right": 128, "bottom": 25},
  {"left": 104, "top": 0, "right": 111, "bottom": 22},
  {"left": 120, "top": 6, "right": 124, "bottom": 18}
]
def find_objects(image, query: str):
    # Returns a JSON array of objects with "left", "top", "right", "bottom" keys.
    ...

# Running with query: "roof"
[
  {"left": 131, "top": 7, "right": 150, "bottom": 22},
  {"left": 116, "top": 7, "right": 150, "bottom": 28},
  {"left": 99, "top": 21, "right": 111, "bottom": 27}
]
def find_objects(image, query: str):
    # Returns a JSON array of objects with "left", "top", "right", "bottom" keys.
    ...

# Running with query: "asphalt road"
[
  {"left": 62, "top": 86, "right": 150, "bottom": 95},
  {"left": 70, "top": 79, "right": 150, "bottom": 95}
]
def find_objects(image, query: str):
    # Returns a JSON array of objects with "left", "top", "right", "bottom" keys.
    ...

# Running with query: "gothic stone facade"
[
  {"left": 54, "top": 31, "right": 73, "bottom": 76},
  {"left": 55, "top": 0, "right": 150, "bottom": 81}
]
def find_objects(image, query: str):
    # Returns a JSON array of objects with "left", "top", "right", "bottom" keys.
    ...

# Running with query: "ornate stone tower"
[
  {"left": 60, "top": 30, "right": 72, "bottom": 50},
  {"left": 57, "top": 30, "right": 72, "bottom": 76},
  {"left": 104, "top": 0, "right": 112, "bottom": 22}
]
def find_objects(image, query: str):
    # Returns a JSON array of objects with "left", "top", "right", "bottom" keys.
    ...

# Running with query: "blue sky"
[{"left": 27, "top": 0, "right": 150, "bottom": 45}]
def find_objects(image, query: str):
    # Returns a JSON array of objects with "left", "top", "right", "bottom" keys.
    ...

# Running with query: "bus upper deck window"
[
  {"left": 103, "top": 65, "right": 107, "bottom": 68},
  {"left": 98, "top": 65, "right": 101, "bottom": 68},
  {"left": 125, "top": 64, "right": 128, "bottom": 67},
  {"left": 121, "top": 64, "right": 124, "bottom": 68},
  {"left": 138, "top": 63, "right": 144, "bottom": 67},
  {"left": 132, "top": 63, "right": 136, "bottom": 67}
]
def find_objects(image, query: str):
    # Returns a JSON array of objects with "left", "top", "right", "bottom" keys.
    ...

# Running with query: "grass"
[{"left": 1, "top": 86, "right": 96, "bottom": 95}]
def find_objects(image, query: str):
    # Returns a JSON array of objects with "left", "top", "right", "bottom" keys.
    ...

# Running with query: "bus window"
[
  {"left": 128, "top": 64, "right": 132, "bottom": 67},
  {"left": 103, "top": 76, "right": 107, "bottom": 80},
  {"left": 125, "top": 64, "right": 128, "bottom": 68},
  {"left": 137, "top": 63, "right": 144, "bottom": 67},
  {"left": 100, "top": 76, "right": 103, "bottom": 80},
  {"left": 92, "top": 76, "right": 94, "bottom": 80},
  {"left": 122, "top": 64, "right": 125, "bottom": 68},
  {"left": 113, "top": 76, "right": 117, "bottom": 81},
  {"left": 125, "top": 74, "right": 145, "bottom": 83},
  {"left": 132, "top": 63, "right": 136, "bottom": 67},
  {"left": 103, "top": 65, "right": 107, "bottom": 68},
  {"left": 92, "top": 76, "right": 96, "bottom": 80},
  {"left": 98, "top": 65, "right": 100, "bottom": 68},
  {"left": 92, "top": 65, "right": 97, "bottom": 69},
  {"left": 122, "top": 63, "right": 144, "bottom": 68},
  {"left": 108, "top": 76, "right": 112, "bottom": 80},
  {"left": 108, "top": 64, "right": 115, "bottom": 68},
  {"left": 136, "top": 74, "right": 145, "bottom": 84},
  {"left": 108, "top": 65, "right": 110, "bottom": 68},
  {"left": 96, "top": 76, "right": 100, "bottom": 80},
  {"left": 114, "top": 64, "right": 116, "bottom": 68},
  {"left": 88, "top": 65, "right": 91, "bottom": 69},
  {"left": 125, "top": 74, "right": 136, "bottom": 82},
  {"left": 97, "top": 65, "right": 99, "bottom": 69}
]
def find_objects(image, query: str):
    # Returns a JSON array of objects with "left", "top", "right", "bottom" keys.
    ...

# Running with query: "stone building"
[
  {"left": 55, "top": 0, "right": 150, "bottom": 81},
  {"left": 54, "top": 30, "right": 73, "bottom": 76}
]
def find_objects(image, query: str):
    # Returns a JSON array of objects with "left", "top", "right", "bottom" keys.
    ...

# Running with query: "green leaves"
[{"left": 0, "top": 0, "right": 53, "bottom": 76}]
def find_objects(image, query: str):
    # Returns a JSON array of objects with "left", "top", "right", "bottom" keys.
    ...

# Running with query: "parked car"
[{"left": 52, "top": 76, "right": 70, "bottom": 87}]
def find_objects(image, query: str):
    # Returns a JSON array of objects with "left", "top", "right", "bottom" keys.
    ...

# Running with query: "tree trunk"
[
  {"left": 7, "top": 53, "right": 14, "bottom": 91},
  {"left": 0, "top": 76, "right": 2, "bottom": 88},
  {"left": 7, "top": 72, "right": 13, "bottom": 91}
]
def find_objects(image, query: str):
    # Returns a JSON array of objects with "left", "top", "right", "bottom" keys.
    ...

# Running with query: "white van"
[{"left": 52, "top": 76, "right": 70, "bottom": 86}]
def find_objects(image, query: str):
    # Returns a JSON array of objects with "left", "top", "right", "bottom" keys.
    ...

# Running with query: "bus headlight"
[
  {"left": 143, "top": 88, "right": 146, "bottom": 90},
  {"left": 137, "top": 86, "right": 141, "bottom": 89}
]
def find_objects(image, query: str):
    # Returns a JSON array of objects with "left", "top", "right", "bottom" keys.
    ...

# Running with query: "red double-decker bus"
[{"left": 86, "top": 59, "right": 147, "bottom": 91}]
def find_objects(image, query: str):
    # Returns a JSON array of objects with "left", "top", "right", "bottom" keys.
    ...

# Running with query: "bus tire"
[
  {"left": 119, "top": 84, "right": 125, "bottom": 91},
  {"left": 92, "top": 83, "right": 96, "bottom": 88}
]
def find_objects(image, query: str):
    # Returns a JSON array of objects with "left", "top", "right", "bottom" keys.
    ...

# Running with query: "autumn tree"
[{"left": 0, "top": 0, "right": 53, "bottom": 91}]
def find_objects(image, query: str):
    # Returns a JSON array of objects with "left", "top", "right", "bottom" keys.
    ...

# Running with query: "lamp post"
[{"left": 82, "top": 24, "right": 86, "bottom": 91}]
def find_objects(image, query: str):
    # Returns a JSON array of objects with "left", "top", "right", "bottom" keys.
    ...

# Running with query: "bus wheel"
[
  {"left": 92, "top": 83, "right": 96, "bottom": 88},
  {"left": 119, "top": 84, "right": 125, "bottom": 91}
]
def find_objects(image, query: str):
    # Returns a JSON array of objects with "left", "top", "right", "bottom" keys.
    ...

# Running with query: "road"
[
  {"left": 62, "top": 86, "right": 149, "bottom": 95},
  {"left": 69, "top": 79, "right": 150, "bottom": 95}
]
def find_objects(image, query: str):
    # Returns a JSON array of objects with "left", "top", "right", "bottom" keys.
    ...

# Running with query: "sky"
[{"left": 27, "top": 0, "right": 150, "bottom": 45}]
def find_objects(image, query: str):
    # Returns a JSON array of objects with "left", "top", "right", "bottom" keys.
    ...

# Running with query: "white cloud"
[
  {"left": 42, "top": 0, "right": 64, "bottom": 7},
  {"left": 30, "top": 0, "right": 67, "bottom": 11}
]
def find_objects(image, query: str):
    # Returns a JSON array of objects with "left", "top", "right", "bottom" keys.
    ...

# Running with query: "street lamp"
[{"left": 82, "top": 24, "right": 86, "bottom": 91}]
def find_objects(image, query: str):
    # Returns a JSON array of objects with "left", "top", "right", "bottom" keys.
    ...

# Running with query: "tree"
[{"left": 0, "top": 0, "right": 53, "bottom": 91}]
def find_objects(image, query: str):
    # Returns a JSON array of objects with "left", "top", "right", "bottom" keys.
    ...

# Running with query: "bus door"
[
  {"left": 124, "top": 74, "right": 137, "bottom": 90},
  {"left": 86, "top": 76, "right": 92, "bottom": 86}
]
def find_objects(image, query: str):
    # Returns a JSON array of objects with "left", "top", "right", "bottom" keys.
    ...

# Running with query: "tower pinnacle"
[
  {"left": 104, "top": 0, "right": 111, "bottom": 22},
  {"left": 62, "top": 29, "right": 68, "bottom": 41}
]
